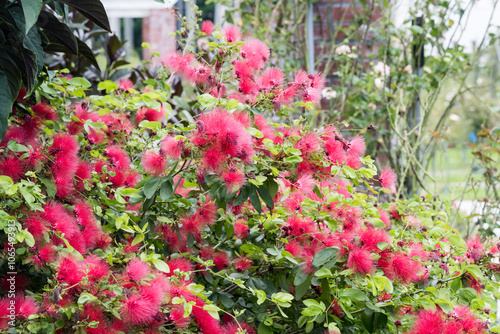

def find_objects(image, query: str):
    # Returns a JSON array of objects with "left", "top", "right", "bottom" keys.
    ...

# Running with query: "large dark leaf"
[
  {"left": 106, "top": 34, "right": 125, "bottom": 62},
  {"left": 20, "top": 0, "right": 43, "bottom": 34},
  {"left": 56, "top": 0, "right": 111, "bottom": 32},
  {"left": 0, "top": 47, "right": 23, "bottom": 98},
  {"left": 24, "top": 25, "right": 44, "bottom": 81},
  {"left": 37, "top": 11, "right": 78, "bottom": 54},
  {"left": 0, "top": 73, "right": 16, "bottom": 140},
  {"left": 76, "top": 37, "right": 99, "bottom": 68}
]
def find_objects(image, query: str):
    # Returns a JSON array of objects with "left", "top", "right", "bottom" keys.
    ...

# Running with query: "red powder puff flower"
[
  {"left": 0, "top": 156, "right": 25, "bottom": 181},
  {"left": 221, "top": 168, "right": 246, "bottom": 192},
  {"left": 294, "top": 173, "right": 315, "bottom": 195},
  {"left": 233, "top": 220, "right": 249, "bottom": 239},
  {"left": 30, "top": 244, "right": 56, "bottom": 268},
  {"left": 223, "top": 322, "right": 256, "bottom": 334},
  {"left": 234, "top": 60, "right": 254, "bottom": 80},
  {"left": 25, "top": 146, "right": 45, "bottom": 169},
  {"left": 239, "top": 76, "right": 259, "bottom": 95},
  {"left": 310, "top": 72, "right": 326, "bottom": 90},
  {"left": 386, "top": 254, "right": 422, "bottom": 284},
  {"left": 121, "top": 292, "right": 158, "bottom": 325},
  {"left": 406, "top": 310, "right": 445, "bottom": 334},
  {"left": 202, "top": 148, "right": 225, "bottom": 171},
  {"left": 293, "top": 70, "right": 310, "bottom": 87},
  {"left": 452, "top": 305, "right": 487, "bottom": 333},
  {"left": 32, "top": 102, "right": 57, "bottom": 121},
  {"left": 222, "top": 24, "right": 241, "bottom": 43},
  {"left": 24, "top": 215, "right": 48, "bottom": 241},
  {"left": 466, "top": 236, "right": 484, "bottom": 263},
  {"left": 142, "top": 151, "right": 167, "bottom": 176},
  {"left": 378, "top": 209, "right": 391, "bottom": 228},
  {"left": 389, "top": 204, "right": 402, "bottom": 219},
  {"left": 16, "top": 86, "right": 27, "bottom": 102},
  {"left": 325, "top": 139, "right": 347, "bottom": 165},
  {"left": 234, "top": 257, "right": 253, "bottom": 272},
  {"left": 347, "top": 249, "right": 375, "bottom": 275},
  {"left": 57, "top": 256, "right": 84, "bottom": 286},
  {"left": 17, "top": 297, "right": 38, "bottom": 319},
  {"left": 295, "top": 132, "right": 321, "bottom": 154},
  {"left": 83, "top": 255, "right": 109, "bottom": 283},
  {"left": 302, "top": 86, "right": 322, "bottom": 104},
  {"left": 347, "top": 135, "right": 366, "bottom": 159},
  {"left": 464, "top": 273, "right": 483, "bottom": 294},
  {"left": 196, "top": 199, "right": 217, "bottom": 225},
  {"left": 83, "top": 304, "right": 111, "bottom": 334},
  {"left": 201, "top": 20, "right": 214, "bottom": 35},
  {"left": 191, "top": 298, "right": 223, "bottom": 334},
  {"left": 379, "top": 167, "right": 397, "bottom": 190},
  {"left": 213, "top": 252, "right": 230, "bottom": 270},
  {"left": 104, "top": 146, "right": 131, "bottom": 170},
  {"left": 161, "top": 136, "right": 184, "bottom": 159},
  {"left": 286, "top": 216, "right": 317, "bottom": 237},
  {"left": 166, "top": 258, "right": 194, "bottom": 277},
  {"left": 125, "top": 258, "right": 150, "bottom": 282},
  {"left": 136, "top": 107, "right": 166, "bottom": 124},
  {"left": 180, "top": 215, "right": 206, "bottom": 239},
  {"left": 118, "top": 78, "right": 133, "bottom": 91},
  {"left": 359, "top": 228, "right": 391, "bottom": 253},
  {"left": 257, "top": 67, "right": 285, "bottom": 91},
  {"left": 51, "top": 133, "right": 79, "bottom": 155},
  {"left": 285, "top": 240, "right": 303, "bottom": 257},
  {"left": 241, "top": 38, "right": 270, "bottom": 69}
]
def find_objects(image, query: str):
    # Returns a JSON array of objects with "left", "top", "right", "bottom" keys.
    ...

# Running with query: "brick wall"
[
  {"left": 142, "top": 8, "right": 177, "bottom": 63},
  {"left": 312, "top": 1, "right": 382, "bottom": 78}
]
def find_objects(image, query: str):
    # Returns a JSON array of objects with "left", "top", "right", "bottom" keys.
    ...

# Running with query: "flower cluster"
[{"left": 0, "top": 22, "right": 496, "bottom": 334}]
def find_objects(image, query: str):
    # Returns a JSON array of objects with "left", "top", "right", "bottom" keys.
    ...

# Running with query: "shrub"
[{"left": 0, "top": 24, "right": 498, "bottom": 334}]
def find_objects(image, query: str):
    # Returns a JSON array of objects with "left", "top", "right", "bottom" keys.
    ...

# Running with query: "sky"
[{"left": 392, "top": 0, "right": 500, "bottom": 52}]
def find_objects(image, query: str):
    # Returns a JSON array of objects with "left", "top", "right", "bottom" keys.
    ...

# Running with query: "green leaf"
[
  {"left": 240, "top": 244, "right": 260, "bottom": 254},
  {"left": 202, "top": 304, "right": 220, "bottom": 320},
  {"left": 314, "top": 268, "right": 333, "bottom": 279},
  {"left": 361, "top": 309, "right": 388, "bottom": 333},
  {"left": 97, "top": 80, "right": 118, "bottom": 93},
  {"left": 56, "top": 0, "right": 111, "bottom": 32},
  {"left": 246, "top": 127, "right": 263, "bottom": 138},
  {"left": 341, "top": 289, "right": 366, "bottom": 302},
  {"left": 159, "top": 179, "right": 173, "bottom": 200},
  {"left": 418, "top": 297, "right": 436, "bottom": 310},
  {"left": 465, "top": 265, "right": 484, "bottom": 280},
  {"left": 131, "top": 233, "right": 144, "bottom": 246},
  {"left": 255, "top": 289, "right": 267, "bottom": 305},
  {"left": 248, "top": 185, "right": 262, "bottom": 213},
  {"left": 294, "top": 265, "right": 310, "bottom": 286},
  {"left": 342, "top": 165, "right": 357, "bottom": 179},
  {"left": 257, "top": 185, "right": 274, "bottom": 209},
  {"left": 312, "top": 247, "right": 339, "bottom": 268},
  {"left": 21, "top": 0, "right": 43, "bottom": 34},
  {"left": 284, "top": 155, "right": 303, "bottom": 163},
  {"left": 0, "top": 73, "right": 15, "bottom": 141},
  {"left": 197, "top": 93, "right": 217, "bottom": 109},
  {"left": 78, "top": 292, "right": 97, "bottom": 305},
  {"left": 143, "top": 177, "right": 161, "bottom": 199},
  {"left": 152, "top": 259, "right": 170, "bottom": 273},
  {"left": 19, "top": 229, "right": 35, "bottom": 247},
  {"left": 233, "top": 185, "right": 250, "bottom": 206},
  {"left": 435, "top": 299, "right": 453, "bottom": 314},
  {"left": 68, "top": 77, "right": 91, "bottom": 89}
]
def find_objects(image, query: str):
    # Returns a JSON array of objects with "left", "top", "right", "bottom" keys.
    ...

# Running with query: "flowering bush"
[{"left": 0, "top": 24, "right": 499, "bottom": 334}]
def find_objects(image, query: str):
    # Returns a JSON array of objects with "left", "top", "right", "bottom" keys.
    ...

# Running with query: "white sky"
[{"left": 392, "top": 0, "right": 500, "bottom": 52}]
